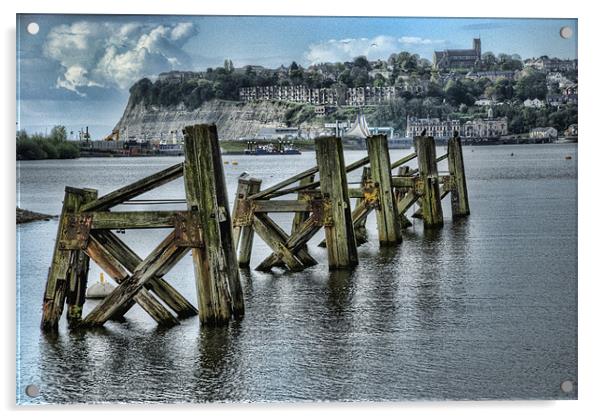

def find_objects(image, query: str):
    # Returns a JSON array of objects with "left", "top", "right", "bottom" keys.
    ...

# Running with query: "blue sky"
[{"left": 16, "top": 15, "right": 577, "bottom": 137}]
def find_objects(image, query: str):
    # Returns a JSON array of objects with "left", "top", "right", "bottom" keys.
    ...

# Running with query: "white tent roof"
[{"left": 344, "top": 112, "right": 371, "bottom": 139}]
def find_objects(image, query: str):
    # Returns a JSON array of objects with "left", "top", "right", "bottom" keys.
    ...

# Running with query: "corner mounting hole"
[
  {"left": 27, "top": 22, "right": 39, "bottom": 35},
  {"left": 560, "top": 380, "right": 575, "bottom": 393},
  {"left": 25, "top": 384, "right": 40, "bottom": 397},
  {"left": 560, "top": 26, "right": 573, "bottom": 39}
]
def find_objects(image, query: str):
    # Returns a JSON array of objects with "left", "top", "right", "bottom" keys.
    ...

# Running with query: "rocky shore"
[{"left": 16, "top": 207, "right": 55, "bottom": 224}]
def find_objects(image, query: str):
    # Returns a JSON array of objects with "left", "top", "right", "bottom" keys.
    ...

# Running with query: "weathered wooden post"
[
  {"left": 414, "top": 136, "right": 444, "bottom": 228},
  {"left": 41, "top": 187, "right": 89, "bottom": 331},
  {"left": 447, "top": 134, "right": 470, "bottom": 218},
  {"left": 65, "top": 188, "right": 98, "bottom": 327},
  {"left": 366, "top": 135, "right": 402, "bottom": 245},
  {"left": 183, "top": 124, "right": 245, "bottom": 324},
  {"left": 315, "top": 136, "right": 358, "bottom": 269},
  {"left": 233, "top": 174, "right": 262, "bottom": 267}
]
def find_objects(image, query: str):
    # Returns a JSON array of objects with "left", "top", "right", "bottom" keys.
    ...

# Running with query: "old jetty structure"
[{"left": 40, "top": 124, "right": 469, "bottom": 332}]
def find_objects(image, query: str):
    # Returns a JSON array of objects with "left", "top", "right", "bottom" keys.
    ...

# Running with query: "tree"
[
  {"left": 515, "top": 71, "right": 547, "bottom": 100},
  {"left": 372, "top": 73, "right": 386, "bottom": 88},
  {"left": 350, "top": 67, "right": 369, "bottom": 87},
  {"left": 353, "top": 56, "right": 371, "bottom": 70},
  {"left": 444, "top": 80, "right": 475, "bottom": 106},
  {"left": 50, "top": 125, "right": 67, "bottom": 142}
]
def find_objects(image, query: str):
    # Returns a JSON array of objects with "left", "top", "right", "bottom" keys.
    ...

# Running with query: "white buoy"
[{"left": 86, "top": 272, "right": 115, "bottom": 299}]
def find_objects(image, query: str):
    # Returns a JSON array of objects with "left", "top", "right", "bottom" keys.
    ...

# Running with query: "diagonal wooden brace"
[
  {"left": 92, "top": 230, "right": 198, "bottom": 318},
  {"left": 256, "top": 213, "right": 322, "bottom": 272},
  {"left": 80, "top": 163, "right": 184, "bottom": 212},
  {"left": 84, "top": 235, "right": 180, "bottom": 327},
  {"left": 82, "top": 231, "right": 189, "bottom": 327}
]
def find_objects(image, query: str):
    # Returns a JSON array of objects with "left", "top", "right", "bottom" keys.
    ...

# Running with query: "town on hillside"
[{"left": 17, "top": 38, "right": 578, "bottom": 159}]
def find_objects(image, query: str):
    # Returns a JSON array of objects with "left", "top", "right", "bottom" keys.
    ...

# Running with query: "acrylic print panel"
[{"left": 16, "top": 14, "right": 578, "bottom": 404}]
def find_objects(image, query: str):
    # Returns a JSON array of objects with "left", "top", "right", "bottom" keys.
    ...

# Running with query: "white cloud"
[
  {"left": 305, "top": 35, "right": 444, "bottom": 64},
  {"left": 44, "top": 21, "right": 198, "bottom": 94},
  {"left": 399, "top": 36, "right": 444, "bottom": 45}
]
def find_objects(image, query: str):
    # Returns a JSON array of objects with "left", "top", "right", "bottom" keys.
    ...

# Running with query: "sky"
[{"left": 16, "top": 15, "right": 578, "bottom": 138}]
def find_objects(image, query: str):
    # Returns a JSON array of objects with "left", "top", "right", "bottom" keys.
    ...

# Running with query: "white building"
[
  {"left": 529, "top": 127, "right": 558, "bottom": 139},
  {"left": 523, "top": 98, "right": 546, "bottom": 108}
]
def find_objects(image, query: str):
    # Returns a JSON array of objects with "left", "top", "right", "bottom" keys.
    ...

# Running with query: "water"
[{"left": 16, "top": 144, "right": 578, "bottom": 404}]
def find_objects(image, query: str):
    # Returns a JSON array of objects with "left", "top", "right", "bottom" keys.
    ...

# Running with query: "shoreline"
[{"left": 16, "top": 207, "right": 56, "bottom": 224}]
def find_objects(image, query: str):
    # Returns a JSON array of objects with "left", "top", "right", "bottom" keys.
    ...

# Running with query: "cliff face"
[{"left": 114, "top": 99, "right": 321, "bottom": 141}]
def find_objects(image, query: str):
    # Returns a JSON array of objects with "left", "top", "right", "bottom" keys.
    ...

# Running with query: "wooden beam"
[
  {"left": 89, "top": 211, "right": 186, "bottom": 230},
  {"left": 390, "top": 152, "right": 417, "bottom": 170},
  {"left": 366, "top": 135, "right": 402, "bottom": 245},
  {"left": 391, "top": 177, "right": 416, "bottom": 188},
  {"left": 291, "top": 175, "right": 315, "bottom": 257},
  {"left": 447, "top": 135, "right": 470, "bottom": 218},
  {"left": 92, "top": 230, "right": 197, "bottom": 318},
  {"left": 256, "top": 213, "right": 321, "bottom": 271},
  {"left": 183, "top": 124, "right": 244, "bottom": 325},
  {"left": 354, "top": 167, "right": 372, "bottom": 246},
  {"left": 252, "top": 200, "right": 313, "bottom": 213},
  {"left": 80, "top": 163, "right": 184, "bottom": 212},
  {"left": 84, "top": 235, "right": 180, "bottom": 327},
  {"left": 250, "top": 155, "right": 371, "bottom": 200},
  {"left": 397, "top": 191, "right": 419, "bottom": 216},
  {"left": 315, "top": 136, "right": 358, "bottom": 269},
  {"left": 253, "top": 213, "right": 305, "bottom": 271},
  {"left": 82, "top": 231, "right": 188, "bottom": 327}
]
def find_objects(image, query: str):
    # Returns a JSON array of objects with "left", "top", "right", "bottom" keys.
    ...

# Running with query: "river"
[{"left": 16, "top": 144, "right": 577, "bottom": 403}]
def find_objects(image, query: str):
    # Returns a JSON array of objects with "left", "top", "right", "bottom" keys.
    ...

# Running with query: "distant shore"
[{"left": 16, "top": 207, "right": 56, "bottom": 224}]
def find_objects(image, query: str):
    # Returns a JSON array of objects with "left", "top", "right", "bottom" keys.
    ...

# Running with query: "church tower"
[{"left": 473, "top": 37, "right": 482, "bottom": 60}]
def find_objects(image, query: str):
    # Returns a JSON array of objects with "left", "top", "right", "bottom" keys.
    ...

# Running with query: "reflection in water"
[
  {"left": 17, "top": 145, "right": 578, "bottom": 403},
  {"left": 192, "top": 323, "right": 242, "bottom": 402},
  {"left": 326, "top": 269, "right": 356, "bottom": 316}
]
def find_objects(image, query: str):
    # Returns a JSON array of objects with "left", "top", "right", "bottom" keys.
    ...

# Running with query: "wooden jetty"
[{"left": 40, "top": 124, "right": 469, "bottom": 332}]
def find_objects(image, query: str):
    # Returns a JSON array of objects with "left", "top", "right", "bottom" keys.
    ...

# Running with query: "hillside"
[{"left": 114, "top": 98, "right": 330, "bottom": 141}]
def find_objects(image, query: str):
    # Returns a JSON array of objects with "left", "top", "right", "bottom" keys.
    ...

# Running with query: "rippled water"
[{"left": 16, "top": 144, "right": 577, "bottom": 403}]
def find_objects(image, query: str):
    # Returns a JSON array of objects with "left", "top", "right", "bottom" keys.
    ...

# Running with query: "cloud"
[
  {"left": 399, "top": 36, "right": 444, "bottom": 45},
  {"left": 304, "top": 35, "right": 444, "bottom": 64},
  {"left": 43, "top": 21, "right": 197, "bottom": 95}
]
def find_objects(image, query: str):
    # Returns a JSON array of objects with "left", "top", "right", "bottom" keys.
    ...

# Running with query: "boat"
[
  {"left": 554, "top": 137, "right": 578, "bottom": 144},
  {"left": 244, "top": 141, "right": 301, "bottom": 155}
]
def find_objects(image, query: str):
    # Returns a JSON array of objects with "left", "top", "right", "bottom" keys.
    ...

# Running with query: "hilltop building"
[
  {"left": 524, "top": 58, "right": 577, "bottom": 72},
  {"left": 239, "top": 85, "right": 399, "bottom": 106},
  {"left": 406, "top": 114, "right": 507, "bottom": 139},
  {"left": 433, "top": 38, "right": 482, "bottom": 71}
]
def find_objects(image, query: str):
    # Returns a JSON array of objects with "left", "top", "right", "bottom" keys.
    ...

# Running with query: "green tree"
[
  {"left": 515, "top": 71, "right": 547, "bottom": 100},
  {"left": 50, "top": 125, "right": 67, "bottom": 142}
]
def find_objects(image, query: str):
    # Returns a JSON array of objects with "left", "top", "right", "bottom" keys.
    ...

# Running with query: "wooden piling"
[
  {"left": 447, "top": 134, "right": 470, "bottom": 218},
  {"left": 414, "top": 136, "right": 444, "bottom": 228},
  {"left": 41, "top": 187, "right": 88, "bottom": 331},
  {"left": 183, "top": 124, "right": 245, "bottom": 325},
  {"left": 233, "top": 175, "right": 262, "bottom": 268},
  {"left": 366, "top": 135, "right": 402, "bottom": 245},
  {"left": 315, "top": 136, "right": 358, "bottom": 269},
  {"left": 65, "top": 188, "right": 98, "bottom": 327}
]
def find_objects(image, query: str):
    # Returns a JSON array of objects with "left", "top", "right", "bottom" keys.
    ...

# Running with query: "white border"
[{"left": 2, "top": 1, "right": 599, "bottom": 418}]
